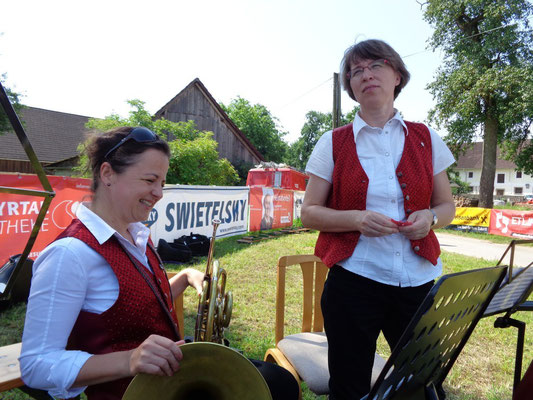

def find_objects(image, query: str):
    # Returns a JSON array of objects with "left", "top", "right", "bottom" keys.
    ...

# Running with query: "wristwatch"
[{"left": 429, "top": 209, "right": 438, "bottom": 227}]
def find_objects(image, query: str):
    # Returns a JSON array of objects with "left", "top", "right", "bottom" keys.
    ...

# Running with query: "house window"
[
  {"left": 468, "top": 171, "right": 473, "bottom": 179},
  {"left": 468, "top": 186, "right": 474, "bottom": 193},
  {"left": 497, "top": 174, "right": 505, "bottom": 183},
  {"left": 516, "top": 171, "right": 522, "bottom": 179},
  {"left": 496, "top": 189, "right": 505, "bottom": 196},
  {"left": 515, "top": 187, "right": 523, "bottom": 195}
]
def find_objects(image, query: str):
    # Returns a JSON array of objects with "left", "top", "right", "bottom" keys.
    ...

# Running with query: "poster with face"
[{"left": 248, "top": 186, "right": 293, "bottom": 232}]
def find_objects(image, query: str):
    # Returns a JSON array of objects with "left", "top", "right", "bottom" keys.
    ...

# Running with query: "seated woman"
[{"left": 20, "top": 126, "right": 298, "bottom": 400}]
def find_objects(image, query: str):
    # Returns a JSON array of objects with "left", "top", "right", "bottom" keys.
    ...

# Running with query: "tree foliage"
[
  {"left": 285, "top": 107, "right": 359, "bottom": 170},
  {"left": 423, "top": 0, "right": 533, "bottom": 207},
  {"left": 75, "top": 99, "right": 239, "bottom": 186},
  {"left": 0, "top": 74, "right": 23, "bottom": 134},
  {"left": 221, "top": 97, "right": 288, "bottom": 163}
]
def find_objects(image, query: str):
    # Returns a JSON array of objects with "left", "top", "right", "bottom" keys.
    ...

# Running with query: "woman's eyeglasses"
[
  {"left": 104, "top": 127, "right": 158, "bottom": 159},
  {"left": 347, "top": 59, "right": 390, "bottom": 80}
]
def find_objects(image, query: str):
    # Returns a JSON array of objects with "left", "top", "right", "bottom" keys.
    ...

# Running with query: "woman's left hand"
[
  {"left": 398, "top": 209, "right": 433, "bottom": 240},
  {"left": 186, "top": 268, "right": 205, "bottom": 295}
]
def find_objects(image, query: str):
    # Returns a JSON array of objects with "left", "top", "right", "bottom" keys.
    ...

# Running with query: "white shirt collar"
[
  {"left": 76, "top": 203, "right": 151, "bottom": 251},
  {"left": 352, "top": 109, "right": 407, "bottom": 144}
]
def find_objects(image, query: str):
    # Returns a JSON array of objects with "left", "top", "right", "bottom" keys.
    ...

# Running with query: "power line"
[
  {"left": 279, "top": 22, "right": 531, "bottom": 111},
  {"left": 277, "top": 77, "right": 333, "bottom": 111}
]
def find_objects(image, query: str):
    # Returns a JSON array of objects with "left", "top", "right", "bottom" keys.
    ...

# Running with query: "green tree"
[
  {"left": 285, "top": 107, "right": 359, "bottom": 170},
  {"left": 221, "top": 97, "right": 288, "bottom": 163},
  {"left": 167, "top": 132, "right": 238, "bottom": 185},
  {"left": 75, "top": 99, "right": 239, "bottom": 186},
  {"left": 0, "top": 74, "right": 23, "bottom": 134},
  {"left": 423, "top": 0, "right": 533, "bottom": 207}
]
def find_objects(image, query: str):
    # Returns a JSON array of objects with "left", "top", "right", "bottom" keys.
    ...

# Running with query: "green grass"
[{"left": 1, "top": 230, "right": 531, "bottom": 399}]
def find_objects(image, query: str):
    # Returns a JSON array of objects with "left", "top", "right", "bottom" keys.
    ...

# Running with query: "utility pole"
[{"left": 332, "top": 72, "right": 341, "bottom": 129}]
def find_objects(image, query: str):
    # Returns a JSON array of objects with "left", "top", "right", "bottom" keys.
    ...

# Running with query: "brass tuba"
[
  {"left": 123, "top": 220, "right": 272, "bottom": 400},
  {"left": 194, "top": 219, "right": 233, "bottom": 343}
]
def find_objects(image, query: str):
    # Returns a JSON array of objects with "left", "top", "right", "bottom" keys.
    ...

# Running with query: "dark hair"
[
  {"left": 86, "top": 126, "right": 170, "bottom": 192},
  {"left": 340, "top": 39, "right": 410, "bottom": 101}
]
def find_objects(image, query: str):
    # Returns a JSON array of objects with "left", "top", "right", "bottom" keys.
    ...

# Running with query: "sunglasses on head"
[{"left": 104, "top": 127, "right": 158, "bottom": 159}]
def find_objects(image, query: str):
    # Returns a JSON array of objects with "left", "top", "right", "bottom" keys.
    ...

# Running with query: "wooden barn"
[
  {"left": 0, "top": 106, "right": 90, "bottom": 175},
  {"left": 154, "top": 78, "right": 264, "bottom": 166}
]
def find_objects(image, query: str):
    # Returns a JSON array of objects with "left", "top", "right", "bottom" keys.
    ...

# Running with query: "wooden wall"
[{"left": 157, "top": 84, "right": 261, "bottom": 166}]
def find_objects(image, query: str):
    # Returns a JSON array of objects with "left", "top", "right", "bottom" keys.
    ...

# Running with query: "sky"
[{"left": 1, "top": 0, "right": 445, "bottom": 144}]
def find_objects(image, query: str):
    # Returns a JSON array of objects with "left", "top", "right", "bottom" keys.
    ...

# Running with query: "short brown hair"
[
  {"left": 340, "top": 39, "right": 410, "bottom": 101},
  {"left": 86, "top": 126, "right": 170, "bottom": 192}
]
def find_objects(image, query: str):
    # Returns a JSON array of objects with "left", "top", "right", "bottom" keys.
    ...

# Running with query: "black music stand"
[
  {"left": 361, "top": 265, "right": 508, "bottom": 400},
  {"left": 0, "top": 82, "right": 55, "bottom": 304},
  {"left": 483, "top": 240, "right": 533, "bottom": 394}
]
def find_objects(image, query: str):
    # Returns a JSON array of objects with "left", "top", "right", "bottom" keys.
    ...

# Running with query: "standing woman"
[
  {"left": 20, "top": 127, "right": 204, "bottom": 399},
  {"left": 301, "top": 39, "right": 456, "bottom": 399}
]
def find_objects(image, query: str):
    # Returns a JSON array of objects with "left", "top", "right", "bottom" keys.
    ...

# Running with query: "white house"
[{"left": 454, "top": 142, "right": 533, "bottom": 198}]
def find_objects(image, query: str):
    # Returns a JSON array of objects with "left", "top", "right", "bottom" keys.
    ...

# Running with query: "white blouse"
[
  {"left": 19, "top": 203, "right": 153, "bottom": 398},
  {"left": 305, "top": 111, "right": 455, "bottom": 287}
]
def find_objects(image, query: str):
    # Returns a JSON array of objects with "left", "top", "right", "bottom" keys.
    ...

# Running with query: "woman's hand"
[
  {"left": 169, "top": 268, "right": 205, "bottom": 298},
  {"left": 398, "top": 209, "right": 433, "bottom": 240},
  {"left": 185, "top": 268, "right": 205, "bottom": 295},
  {"left": 356, "top": 210, "right": 400, "bottom": 237},
  {"left": 128, "top": 335, "right": 185, "bottom": 377}
]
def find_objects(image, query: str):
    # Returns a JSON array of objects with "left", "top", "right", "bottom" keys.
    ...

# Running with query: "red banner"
[
  {"left": 488, "top": 209, "right": 533, "bottom": 239},
  {"left": 0, "top": 174, "right": 91, "bottom": 264},
  {"left": 248, "top": 187, "right": 294, "bottom": 232}
]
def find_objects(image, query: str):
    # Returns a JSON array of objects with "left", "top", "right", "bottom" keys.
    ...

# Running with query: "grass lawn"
[{"left": 1, "top": 230, "right": 531, "bottom": 399}]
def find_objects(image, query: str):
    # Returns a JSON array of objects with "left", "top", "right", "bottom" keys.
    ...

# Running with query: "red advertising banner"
[
  {"left": 248, "top": 187, "right": 294, "bottom": 232},
  {"left": 488, "top": 209, "right": 533, "bottom": 239},
  {"left": 0, "top": 174, "right": 91, "bottom": 264}
]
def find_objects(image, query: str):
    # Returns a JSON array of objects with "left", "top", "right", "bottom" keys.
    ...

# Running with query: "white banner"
[{"left": 148, "top": 185, "right": 249, "bottom": 243}]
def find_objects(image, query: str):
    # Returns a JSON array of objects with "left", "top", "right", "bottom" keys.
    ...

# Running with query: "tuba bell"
[{"left": 123, "top": 219, "right": 272, "bottom": 400}]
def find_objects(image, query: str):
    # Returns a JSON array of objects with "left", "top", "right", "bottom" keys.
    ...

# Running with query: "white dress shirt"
[
  {"left": 305, "top": 111, "right": 455, "bottom": 287},
  {"left": 19, "top": 203, "right": 153, "bottom": 398}
]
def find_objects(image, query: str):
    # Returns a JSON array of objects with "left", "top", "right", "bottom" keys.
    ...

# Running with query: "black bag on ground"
[
  {"left": 157, "top": 239, "right": 192, "bottom": 263},
  {"left": 0, "top": 254, "right": 33, "bottom": 303},
  {"left": 174, "top": 233, "right": 210, "bottom": 257}
]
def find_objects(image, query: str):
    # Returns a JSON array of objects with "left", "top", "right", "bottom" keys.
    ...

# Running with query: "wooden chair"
[
  {"left": 0, "top": 272, "right": 185, "bottom": 399},
  {"left": 263, "top": 254, "right": 387, "bottom": 397}
]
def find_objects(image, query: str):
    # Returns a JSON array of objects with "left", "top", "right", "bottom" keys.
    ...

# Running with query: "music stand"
[
  {"left": 0, "top": 81, "right": 55, "bottom": 303},
  {"left": 361, "top": 265, "right": 507, "bottom": 400},
  {"left": 483, "top": 239, "right": 533, "bottom": 394}
]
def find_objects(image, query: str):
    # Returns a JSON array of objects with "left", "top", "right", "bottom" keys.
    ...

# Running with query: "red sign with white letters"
[
  {"left": 488, "top": 209, "right": 533, "bottom": 239},
  {"left": 0, "top": 173, "right": 92, "bottom": 264}
]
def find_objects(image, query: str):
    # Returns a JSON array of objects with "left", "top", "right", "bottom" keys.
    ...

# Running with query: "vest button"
[
  {"left": 401, "top": 183, "right": 407, "bottom": 189},
  {"left": 414, "top": 246, "right": 420, "bottom": 252},
  {"left": 397, "top": 172, "right": 403, "bottom": 177},
  {"left": 406, "top": 209, "right": 412, "bottom": 214},
  {"left": 405, "top": 195, "right": 410, "bottom": 201}
]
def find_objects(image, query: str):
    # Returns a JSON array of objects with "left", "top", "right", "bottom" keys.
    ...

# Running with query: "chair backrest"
[
  {"left": 364, "top": 265, "right": 507, "bottom": 400},
  {"left": 166, "top": 271, "right": 185, "bottom": 340},
  {"left": 275, "top": 255, "right": 328, "bottom": 344}
]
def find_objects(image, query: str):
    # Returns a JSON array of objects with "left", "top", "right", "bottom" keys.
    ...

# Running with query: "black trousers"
[
  {"left": 321, "top": 266, "right": 433, "bottom": 400},
  {"left": 251, "top": 359, "right": 300, "bottom": 400}
]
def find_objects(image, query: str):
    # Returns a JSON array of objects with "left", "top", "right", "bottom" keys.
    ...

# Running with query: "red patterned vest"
[
  {"left": 57, "top": 219, "right": 179, "bottom": 400},
  {"left": 314, "top": 121, "right": 441, "bottom": 268}
]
